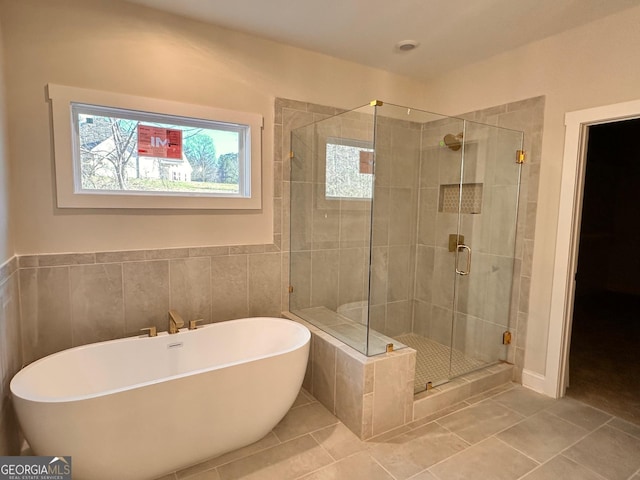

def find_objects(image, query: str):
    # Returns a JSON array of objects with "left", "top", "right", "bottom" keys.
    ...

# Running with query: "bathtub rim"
[{"left": 11, "top": 316, "right": 310, "bottom": 404}]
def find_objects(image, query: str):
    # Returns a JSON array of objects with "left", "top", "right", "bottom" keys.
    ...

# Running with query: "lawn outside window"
[{"left": 48, "top": 84, "right": 263, "bottom": 209}]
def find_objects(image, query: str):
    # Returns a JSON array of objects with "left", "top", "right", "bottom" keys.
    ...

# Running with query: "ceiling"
[{"left": 124, "top": 0, "right": 637, "bottom": 81}]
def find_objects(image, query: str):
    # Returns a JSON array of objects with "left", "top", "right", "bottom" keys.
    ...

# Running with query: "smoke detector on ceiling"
[{"left": 395, "top": 40, "right": 419, "bottom": 52}]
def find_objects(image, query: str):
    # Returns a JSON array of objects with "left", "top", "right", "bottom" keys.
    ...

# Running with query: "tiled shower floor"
[
  {"left": 395, "top": 333, "right": 486, "bottom": 390},
  {"left": 291, "top": 307, "right": 487, "bottom": 390}
]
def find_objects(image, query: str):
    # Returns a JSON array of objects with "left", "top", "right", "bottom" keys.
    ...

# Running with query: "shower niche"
[{"left": 288, "top": 101, "right": 523, "bottom": 395}]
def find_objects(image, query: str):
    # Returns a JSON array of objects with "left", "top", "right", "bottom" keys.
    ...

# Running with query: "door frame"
[{"left": 545, "top": 98, "right": 640, "bottom": 398}]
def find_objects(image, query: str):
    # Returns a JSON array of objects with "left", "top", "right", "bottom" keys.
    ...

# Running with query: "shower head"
[{"left": 442, "top": 132, "right": 463, "bottom": 151}]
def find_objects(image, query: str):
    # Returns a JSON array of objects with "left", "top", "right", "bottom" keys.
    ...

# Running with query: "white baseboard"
[{"left": 522, "top": 369, "right": 547, "bottom": 395}]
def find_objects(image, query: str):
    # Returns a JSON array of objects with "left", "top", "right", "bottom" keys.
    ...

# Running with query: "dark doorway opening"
[{"left": 567, "top": 117, "right": 640, "bottom": 424}]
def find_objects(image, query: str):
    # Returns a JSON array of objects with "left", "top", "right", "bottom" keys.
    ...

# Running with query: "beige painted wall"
[
  {"left": 0, "top": 19, "right": 12, "bottom": 263},
  {"left": 0, "top": 0, "right": 429, "bottom": 254},
  {"left": 420, "top": 5, "right": 640, "bottom": 377}
]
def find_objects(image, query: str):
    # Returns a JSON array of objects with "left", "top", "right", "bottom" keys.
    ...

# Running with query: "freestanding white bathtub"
[{"left": 10, "top": 317, "right": 310, "bottom": 480}]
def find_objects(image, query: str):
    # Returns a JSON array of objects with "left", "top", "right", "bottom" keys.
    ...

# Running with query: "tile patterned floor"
[
  {"left": 395, "top": 333, "right": 486, "bottom": 389},
  {"left": 156, "top": 383, "right": 640, "bottom": 480}
]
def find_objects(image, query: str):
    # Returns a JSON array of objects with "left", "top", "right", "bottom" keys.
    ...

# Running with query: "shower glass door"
[
  {"left": 289, "top": 104, "right": 395, "bottom": 356},
  {"left": 288, "top": 101, "right": 524, "bottom": 389},
  {"left": 450, "top": 121, "right": 524, "bottom": 378}
]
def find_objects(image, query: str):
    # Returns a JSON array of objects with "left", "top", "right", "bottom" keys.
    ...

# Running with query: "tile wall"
[
  {"left": 288, "top": 107, "right": 374, "bottom": 322},
  {"left": 414, "top": 116, "right": 522, "bottom": 370},
  {"left": 289, "top": 314, "right": 416, "bottom": 440},
  {"left": 369, "top": 116, "right": 422, "bottom": 337},
  {"left": 17, "top": 247, "right": 283, "bottom": 365},
  {"left": 284, "top": 96, "right": 544, "bottom": 382},
  {"left": 0, "top": 256, "right": 22, "bottom": 455},
  {"left": 458, "top": 97, "right": 545, "bottom": 380}
]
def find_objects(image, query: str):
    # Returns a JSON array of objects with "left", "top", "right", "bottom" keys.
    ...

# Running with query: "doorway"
[{"left": 565, "top": 118, "right": 640, "bottom": 424}]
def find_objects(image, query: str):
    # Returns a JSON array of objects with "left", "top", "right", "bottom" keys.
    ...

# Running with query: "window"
[
  {"left": 49, "top": 84, "right": 262, "bottom": 209},
  {"left": 325, "top": 137, "right": 374, "bottom": 200}
]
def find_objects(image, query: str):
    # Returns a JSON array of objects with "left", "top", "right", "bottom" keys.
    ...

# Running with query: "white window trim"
[{"left": 48, "top": 84, "right": 263, "bottom": 209}]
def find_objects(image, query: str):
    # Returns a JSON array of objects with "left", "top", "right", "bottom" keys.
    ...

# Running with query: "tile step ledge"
[{"left": 413, "top": 363, "right": 514, "bottom": 421}]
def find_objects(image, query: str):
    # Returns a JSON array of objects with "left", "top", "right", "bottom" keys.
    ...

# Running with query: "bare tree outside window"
[{"left": 74, "top": 106, "right": 244, "bottom": 195}]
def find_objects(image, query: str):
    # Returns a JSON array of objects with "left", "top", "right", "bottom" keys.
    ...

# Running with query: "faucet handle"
[
  {"left": 189, "top": 319, "right": 203, "bottom": 330},
  {"left": 140, "top": 326, "right": 157, "bottom": 337}
]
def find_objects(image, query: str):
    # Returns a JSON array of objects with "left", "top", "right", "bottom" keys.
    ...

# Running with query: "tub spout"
[{"left": 168, "top": 310, "right": 184, "bottom": 334}]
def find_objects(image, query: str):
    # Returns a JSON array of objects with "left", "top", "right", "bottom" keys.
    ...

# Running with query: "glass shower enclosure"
[{"left": 289, "top": 101, "right": 523, "bottom": 394}]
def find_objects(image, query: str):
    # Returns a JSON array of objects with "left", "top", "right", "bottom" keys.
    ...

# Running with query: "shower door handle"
[{"left": 455, "top": 244, "right": 471, "bottom": 276}]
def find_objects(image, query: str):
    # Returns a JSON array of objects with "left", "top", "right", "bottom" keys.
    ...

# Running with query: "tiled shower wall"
[
  {"left": 369, "top": 117, "right": 422, "bottom": 337},
  {"left": 413, "top": 116, "right": 523, "bottom": 368},
  {"left": 287, "top": 106, "right": 424, "bottom": 341},
  {"left": 288, "top": 109, "right": 375, "bottom": 316},
  {"left": 459, "top": 97, "right": 545, "bottom": 380},
  {"left": 281, "top": 96, "right": 544, "bottom": 382}
]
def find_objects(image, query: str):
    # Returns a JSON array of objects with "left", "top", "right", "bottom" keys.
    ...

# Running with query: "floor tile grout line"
[
  {"left": 366, "top": 424, "right": 413, "bottom": 444},
  {"left": 604, "top": 418, "right": 640, "bottom": 441},
  {"left": 418, "top": 435, "right": 491, "bottom": 473},
  {"left": 271, "top": 428, "right": 284, "bottom": 443},
  {"left": 175, "top": 462, "right": 220, "bottom": 480},
  {"left": 493, "top": 420, "right": 614, "bottom": 476},
  {"left": 308, "top": 429, "right": 356, "bottom": 463},
  {"left": 308, "top": 432, "right": 341, "bottom": 463},
  {"left": 368, "top": 399, "right": 481, "bottom": 444},
  {"left": 491, "top": 398, "right": 550, "bottom": 418},
  {"left": 553, "top": 424, "right": 640, "bottom": 479},
  {"left": 444, "top": 398, "right": 539, "bottom": 442},
  {"left": 558, "top": 396, "right": 618, "bottom": 420},
  {"left": 403, "top": 401, "right": 472, "bottom": 432},
  {"left": 408, "top": 382, "right": 519, "bottom": 428},
  {"left": 433, "top": 418, "right": 474, "bottom": 446},
  {"left": 399, "top": 385, "right": 524, "bottom": 441},
  {"left": 556, "top": 454, "right": 610, "bottom": 480},
  {"left": 512, "top": 456, "right": 556, "bottom": 480},
  {"left": 444, "top": 424, "right": 475, "bottom": 451},
  {"left": 492, "top": 435, "right": 542, "bottom": 465},
  {"left": 404, "top": 465, "right": 435, "bottom": 480},
  {"left": 274, "top": 417, "right": 342, "bottom": 445},
  {"left": 424, "top": 468, "right": 445, "bottom": 480},
  {"left": 369, "top": 454, "right": 400, "bottom": 480},
  {"left": 289, "top": 449, "right": 368, "bottom": 480},
  {"left": 541, "top": 404, "right": 613, "bottom": 432},
  {"left": 511, "top": 453, "right": 609, "bottom": 480},
  {"left": 527, "top": 408, "right": 593, "bottom": 435},
  {"left": 216, "top": 433, "right": 330, "bottom": 480},
  {"left": 464, "top": 382, "right": 518, "bottom": 405},
  {"left": 194, "top": 433, "right": 288, "bottom": 473},
  {"left": 288, "top": 397, "right": 319, "bottom": 412}
]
